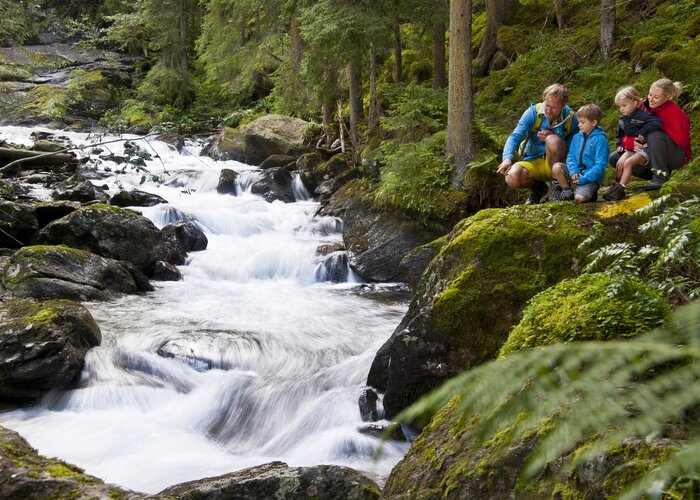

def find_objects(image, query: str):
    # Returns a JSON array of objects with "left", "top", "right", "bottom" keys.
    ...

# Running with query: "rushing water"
[{"left": 0, "top": 126, "right": 410, "bottom": 493}]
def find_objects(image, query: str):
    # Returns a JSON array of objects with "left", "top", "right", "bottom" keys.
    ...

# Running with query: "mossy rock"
[
  {"left": 654, "top": 47, "right": 700, "bottom": 83},
  {"left": 499, "top": 273, "right": 669, "bottom": 357},
  {"left": 0, "top": 425, "right": 140, "bottom": 498},
  {"left": 382, "top": 398, "right": 680, "bottom": 499},
  {"left": 368, "top": 202, "right": 643, "bottom": 418}
]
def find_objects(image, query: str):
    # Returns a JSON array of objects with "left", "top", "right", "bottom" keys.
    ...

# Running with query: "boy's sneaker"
[
  {"left": 560, "top": 186, "right": 574, "bottom": 201},
  {"left": 525, "top": 181, "right": 548, "bottom": 205},
  {"left": 549, "top": 180, "right": 563, "bottom": 202},
  {"left": 603, "top": 182, "right": 626, "bottom": 201}
]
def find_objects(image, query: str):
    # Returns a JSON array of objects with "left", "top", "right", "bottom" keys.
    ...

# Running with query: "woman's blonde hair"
[
  {"left": 651, "top": 78, "right": 683, "bottom": 99},
  {"left": 542, "top": 84, "right": 569, "bottom": 104},
  {"left": 615, "top": 86, "right": 642, "bottom": 105}
]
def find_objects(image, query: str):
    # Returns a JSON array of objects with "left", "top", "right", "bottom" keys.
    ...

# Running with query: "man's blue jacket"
[{"left": 502, "top": 103, "right": 578, "bottom": 161}]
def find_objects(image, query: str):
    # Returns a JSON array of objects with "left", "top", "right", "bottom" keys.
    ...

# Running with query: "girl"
[{"left": 603, "top": 87, "right": 661, "bottom": 201}]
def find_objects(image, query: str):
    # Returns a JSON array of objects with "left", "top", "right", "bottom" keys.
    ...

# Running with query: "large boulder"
[
  {"left": 1, "top": 245, "right": 153, "bottom": 301},
  {"left": 322, "top": 180, "right": 442, "bottom": 282},
  {"left": 0, "top": 425, "right": 141, "bottom": 499},
  {"left": 159, "top": 461, "right": 380, "bottom": 500},
  {"left": 51, "top": 173, "right": 108, "bottom": 203},
  {"left": 0, "top": 298, "right": 100, "bottom": 402},
  {"left": 33, "top": 204, "right": 186, "bottom": 274},
  {"left": 367, "top": 203, "right": 639, "bottom": 419},
  {"left": 382, "top": 399, "right": 680, "bottom": 499},
  {"left": 201, "top": 127, "right": 246, "bottom": 162},
  {"left": 241, "top": 114, "right": 312, "bottom": 166},
  {"left": 0, "top": 201, "right": 38, "bottom": 248},
  {"left": 33, "top": 200, "right": 81, "bottom": 228}
]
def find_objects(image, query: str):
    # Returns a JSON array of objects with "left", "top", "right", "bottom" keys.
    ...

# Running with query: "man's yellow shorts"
[{"left": 517, "top": 157, "right": 551, "bottom": 182}]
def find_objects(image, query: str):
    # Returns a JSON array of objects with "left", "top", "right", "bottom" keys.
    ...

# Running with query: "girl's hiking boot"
[
  {"left": 525, "top": 181, "right": 548, "bottom": 205},
  {"left": 603, "top": 181, "right": 626, "bottom": 201}
]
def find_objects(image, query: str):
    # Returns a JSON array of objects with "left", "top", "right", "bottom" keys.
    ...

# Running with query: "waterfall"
[{"left": 0, "top": 126, "right": 409, "bottom": 493}]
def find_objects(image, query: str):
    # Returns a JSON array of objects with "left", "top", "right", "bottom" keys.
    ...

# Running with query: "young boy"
[{"left": 549, "top": 104, "right": 610, "bottom": 203}]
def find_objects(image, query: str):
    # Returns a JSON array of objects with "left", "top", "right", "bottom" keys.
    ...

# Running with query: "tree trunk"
[
  {"left": 600, "top": 0, "right": 615, "bottom": 61},
  {"left": 446, "top": 0, "right": 475, "bottom": 189},
  {"left": 322, "top": 99, "right": 334, "bottom": 147},
  {"left": 475, "top": 0, "right": 517, "bottom": 77},
  {"left": 290, "top": 11, "right": 303, "bottom": 72},
  {"left": 347, "top": 59, "right": 362, "bottom": 152},
  {"left": 554, "top": 0, "right": 564, "bottom": 28},
  {"left": 392, "top": 23, "right": 402, "bottom": 83},
  {"left": 368, "top": 46, "right": 378, "bottom": 134},
  {"left": 432, "top": 21, "right": 447, "bottom": 89}
]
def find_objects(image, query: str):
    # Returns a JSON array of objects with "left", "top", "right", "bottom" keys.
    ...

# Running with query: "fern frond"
[
  {"left": 396, "top": 302, "right": 700, "bottom": 497},
  {"left": 635, "top": 193, "right": 672, "bottom": 218}
]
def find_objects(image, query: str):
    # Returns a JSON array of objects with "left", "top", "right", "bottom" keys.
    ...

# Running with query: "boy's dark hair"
[{"left": 576, "top": 104, "right": 602, "bottom": 122}]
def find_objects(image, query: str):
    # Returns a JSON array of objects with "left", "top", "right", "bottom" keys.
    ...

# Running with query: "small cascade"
[{"left": 0, "top": 125, "right": 409, "bottom": 493}]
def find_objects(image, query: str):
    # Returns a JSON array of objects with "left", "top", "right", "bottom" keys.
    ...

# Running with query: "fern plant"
[
  {"left": 396, "top": 301, "right": 700, "bottom": 500},
  {"left": 581, "top": 195, "right": 700, "bottom": 303}
]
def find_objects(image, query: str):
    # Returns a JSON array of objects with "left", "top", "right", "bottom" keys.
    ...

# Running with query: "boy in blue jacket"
[{"left": 550, "top": 104, "right": 610, "bottom": 203}]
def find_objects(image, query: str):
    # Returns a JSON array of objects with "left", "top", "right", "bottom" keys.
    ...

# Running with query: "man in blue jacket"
[
  {"left": 550, "top": 104, "right": 610, "bottom": 203},
  {"left": 496, "top": 84, "right": 578, "bottom": 204}
]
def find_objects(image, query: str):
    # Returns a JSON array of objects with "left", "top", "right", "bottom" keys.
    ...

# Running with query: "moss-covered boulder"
[
  {"left": 0, "top": 298, "right": 100, "bottom": 402},
  {"left": 382, "top": 399, "right": 679, "bottom": 499},
  {"left": 367, "top": 203, "right": 636, "bottom": 419},
  {"left": 322, "top": 180, "right": 442, "bottom": 282},
  {"left": 160, "top": 461, "right": 380, "bottom": 500},
  {"left": 109, "top": 189, "right": 168, "bottom": 208},
  {"left": 1, "top": 245, "right": 153, "bottom": 301},
  {"left": 0, "top": 425, "right": 142, "bottom": 499},
  {"left": 33, "top": 204, "right": 186, "bottom": 275},
  {"left": 499, "top": 273, "right": 670, "bottom": 356},
  {"left": 0, "top": 200, "right": 37, "bottom": 249},
  {"left": 202, "top": 127, "right": 246, "bottom": 162},
  {"left": 241, "top": 114, "right": 312, "bottom": 166}
]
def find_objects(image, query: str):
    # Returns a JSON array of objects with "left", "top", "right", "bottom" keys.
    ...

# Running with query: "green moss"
[
  {"left": 499, "top": 273, "right": 669, "bottom": 356},
  {"left": 654, "top": 47, "right": 700, "bottom": 83}
]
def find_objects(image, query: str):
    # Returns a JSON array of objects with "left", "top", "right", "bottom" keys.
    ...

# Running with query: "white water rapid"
[{"left": 0, "top": 126, "right": 410, "bottom": 493}]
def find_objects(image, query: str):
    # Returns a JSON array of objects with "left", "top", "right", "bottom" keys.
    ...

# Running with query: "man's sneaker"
[
  {"left": 549, "top": 180, "right": 563, "bottom": 202},
  {"left": 560, "top": 186, "right": 574, "bottom": 201},
  {"left": 644, "top": 175, "right": 667, "bottom": 191},
  {"left": 525, "top": 181, "right": 548, "bottom": 205},
  {"left": 603, "top": 181, "right": 626, "bottom": 201}
]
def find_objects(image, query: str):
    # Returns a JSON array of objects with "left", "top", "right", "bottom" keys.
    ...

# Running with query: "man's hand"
[
  {"left": 537, "top": 129, "right": 551, "bottom": 141},
  {"left": 497, "top": 158, "right": 513, "bottom": 176},
  {"left": 571, "top": 173, "right": 580, "bottom": 185}
]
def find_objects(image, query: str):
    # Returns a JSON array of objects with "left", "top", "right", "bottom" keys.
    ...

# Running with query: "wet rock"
[
  {"left": 358, "top": 387, "right": 379, "bottom": 422},
  {"left": 33, "top": 204, "right": 186, "bottom": 274},
  {"left": 110, "top": 189, "right": 168, "bottom": 208},
  {"left": 161, "top": 220, "right": 208, "bottom": 252},
  {"left": 250, "top": 167, "right": 295, "bottom": 203},
  {"left": 322, "top": 180, "right": 441, "bottom": 282},
  {"left": 314, "top": 251, "right": 349, "bottom": 283},
  {"left": 31, "top": 140, "right": 64, "bottom": 152},
  {"left": 0, "top": 298, "right": 100, "bottom": 403},
  {"left": 260, "top": 154, "right": 296, "bottom": 170},
  {"left": 357, "top": 423, "right": 406, "bottom": 442},
  {"left": 316, "top": 243, "right": 345, "bottom": 256},
  {"left": 0, "top": 245, "right": 152, "bottom": 301},
  {"left": 0, "top": 425, "right": 142, "bottom": 498},
  {"left": 296, "top": 152, "right": 323, "bottom": 192},
  {"left": 151, "top": 261, "right": 182, "bottom": 281},
  {"left": 159, "top": 461, "right": 380, "bottom": 500},
  {"left": 216, "top": 168, "right": 238, "bottom": 194},
  {"left": 51, "top": 174, "right": 109, "bottom": 203},
  {"left": 398, "top": 240, "right": 442, "bottom": 291}
]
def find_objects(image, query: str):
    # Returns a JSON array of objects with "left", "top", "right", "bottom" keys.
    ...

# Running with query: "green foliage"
[
  {"left": 500, "top": 273, "right": 669, "bottom": 356},
  {"left": 397, "top": 301, "right": 700, "bottom": 500},
  {"left": 369, "top": 131, "right": 465, "bottom": 221},
  {"left": 583, "top": 196, "right": 700, "bottom": 303},
  {"left": 378, "top": 83, "right": 447, "bottom": 144},
  {"left": 0, "top": 1, "right": 36, "bottom": 45},
  {"left": 101, "top": 12, "right": 152, "bottom": 55}
]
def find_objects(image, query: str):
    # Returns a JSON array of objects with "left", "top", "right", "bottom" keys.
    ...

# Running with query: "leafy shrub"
[
  {"left": 499, "top": 273, "right": 669, "bottom": 356},
  {"left": 378, "top": 83, "right": 447, "bottom": 144}
]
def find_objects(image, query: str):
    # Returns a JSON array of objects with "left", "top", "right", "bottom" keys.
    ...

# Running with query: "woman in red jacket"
[{"left": 642, "top": 78, "right": 692, "bottom": 189}]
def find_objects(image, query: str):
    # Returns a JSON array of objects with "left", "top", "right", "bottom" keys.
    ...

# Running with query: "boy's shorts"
[
  {"left": 559, "top": 162, "right": 599, "bottom": 202},
  {"left": 517, "top": 156, "right": 551, "bottom": 182}
]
